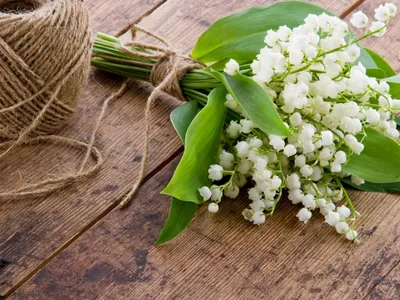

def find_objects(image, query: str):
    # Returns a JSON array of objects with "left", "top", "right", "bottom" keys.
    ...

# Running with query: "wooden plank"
[
  {"left": 0, "top": 0, "right": 169, "bottom": 296},
  {"left": 362, "top": 264, "right": 400, "bottom": 299},
  {"left": 7, "top": 1, "right": 394, "bottom": 299},
  {"left": 87, "top": 0, "right": 164, "bottom": 35}
]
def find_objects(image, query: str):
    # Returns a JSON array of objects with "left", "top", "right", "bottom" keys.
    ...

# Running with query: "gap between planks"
[
  {"left": 2, "top": 147, "right": 183, "bottom": 299},
  {"left": 362, "top": 259, "right": 400, "bottom": 299},
  {"left": 3, "top": 0, "right": 368, "bottom": 298},
  {"left": 341, "top": 0, "right": 366, "bottom": 18},
  {"left": 114, "top": 0, "right": 169, "bottom": 37}
]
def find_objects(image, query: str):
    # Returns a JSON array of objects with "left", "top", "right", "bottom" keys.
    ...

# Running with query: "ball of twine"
[
  {"left": 0, "top": 0, "right": 91, "bottom": 139},
  {"left": 0, "top": 0, "right": 116, "bottom": 201}
]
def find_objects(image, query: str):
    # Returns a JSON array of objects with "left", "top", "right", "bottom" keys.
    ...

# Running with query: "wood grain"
[
  {"left": 87, "top": 0, "right": 164, "bottom": 35},
  {"left": 363, "top": 264, "right": 400, "bottom": 299},
  {"left": 7, "top": 0, "right": 398, "bottom": 299}
]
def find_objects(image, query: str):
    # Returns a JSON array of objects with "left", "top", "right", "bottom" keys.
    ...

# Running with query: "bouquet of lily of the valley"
[{"left": 91, "top": 2, "right": 400, "bottom": 244}]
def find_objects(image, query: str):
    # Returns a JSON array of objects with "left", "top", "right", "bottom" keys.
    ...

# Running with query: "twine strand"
[
  {"left": 79, "top": 81, "right": 128, "bottom": 172},
  {"left": 0, "top": 135, "right": 103, "bottom": 200},
  {"left": 0, "top": 80, "right": 128, "bottom": 201},
  {"left": 119, "top": 25, "right": 204, "bottom": 208}
]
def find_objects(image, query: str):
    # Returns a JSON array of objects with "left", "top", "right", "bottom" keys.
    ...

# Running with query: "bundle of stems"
[{"left": 91, "top": 33, "right": 252, "bottom": 108}]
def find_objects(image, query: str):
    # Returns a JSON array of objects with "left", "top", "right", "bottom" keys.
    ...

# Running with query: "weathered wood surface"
[
  {"left": 4, "top": 0, "right": 399, "bottom": 299},
  {"left": 87, "top": 0, "right": 164, "bottom": 35},
  {"left": 365, "top": 264, "right": 400, "bottom": 299}
]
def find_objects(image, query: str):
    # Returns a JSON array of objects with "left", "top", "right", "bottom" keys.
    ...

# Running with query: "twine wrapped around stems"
[{"left": 117, "top": 25, "right": 205, "bottom": 207}]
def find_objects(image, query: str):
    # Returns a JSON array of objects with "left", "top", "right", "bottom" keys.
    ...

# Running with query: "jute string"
[
  {"left": 117, "top": 25, "right": 204, "bottom": 207},
  {"left": 0, "top": 0, "right": 127, "bottom": 200}
]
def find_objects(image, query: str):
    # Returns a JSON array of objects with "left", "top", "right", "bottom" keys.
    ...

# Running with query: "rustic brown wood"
[
  {"left": 5, "top": 0, "right": 399, "bottom": 299},
  {"left": 364, "top": 264, "right": 400, "bottom": 299},
  {"left": 87, "top": 0, "right": 165, "bottom": 35}
]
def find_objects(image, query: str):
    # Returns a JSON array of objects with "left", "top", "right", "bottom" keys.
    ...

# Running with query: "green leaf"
[
  {"left": 162, "top": 87, "right": 227, "bottom": 203},
  {"left": 383, "top": 75, "right": 400, "bottom": 99},
  {"left": 170, "top": 100, "right": 199, "bottom": 144},
  {"left": 343, "top": 128, "right": 400, "bottom": 183},
  {"left": 207, "top": 70, "right": 291, "bottom": 136},
  {"left": 358, "top": 48, "right": 386, "bottom": 79},
  {"left": 195, "top": 33, "right": 267, "bottom": 64},
  {"left": 342, "top": 178, "right": 400, "bottom": 193},
  {"left": 156, "top": 197, "right": 198, "bottom": 245},
  {"left": 363, "top": 48, "right": 396, "bottom": 78},
  {"left": 395, "top": 117, "right": 400, "bottom": 127},
  {"left": 192, "top": 1, "right": 335, "bottom": 63}
]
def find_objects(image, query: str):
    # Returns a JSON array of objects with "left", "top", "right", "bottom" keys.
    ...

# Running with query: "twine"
[
  {"left": 0, "top": 0, "right": 90, "bottom": 138},
  {"left": 0, "top": 0, "right": 127, "bottom": 200},
  {"left": 118, "top": 25, "right": 204, "bottom": 207}
]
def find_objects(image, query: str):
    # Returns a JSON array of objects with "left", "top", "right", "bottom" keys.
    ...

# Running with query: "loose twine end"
[
  {"left": 0, "top": 79, "right": 128, "bottom": 201},
  {"left": 117, "top": 25, "right": 204, "bottom": 208}
]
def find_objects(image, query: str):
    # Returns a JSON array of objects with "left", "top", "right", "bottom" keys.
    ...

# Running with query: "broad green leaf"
[
  {"left": 342, "top": 178, "right": 400, "bottom": 193},
  {"left": 162, "top": 87, "right": 227, "bottom": 203},
  {"left": 207, "top": 70, "right": 291, "bottom": 136},
  {"left": 156, "top": 197, "right": 198, "bottom": 245},
  {"left": 363, "top": 48, "right": 396, "bottom": 78},
  {"left": 383, "top": 75, "right": 400, "bottom": 99},
  {"left": 358, "top": 48, "right": 386, "bottom": 79},
  {"left": 170, "top": 100, "right": 199, "bottom": 144},
  {"left": 192, "top": 1, "right": 335, "bottom": 63},
  {"left": 343, "top": 128, "right": 400, "bottom": 183},
  {"left": 395, "top": 117, "right": 400, "bottom": 127},
  {"left": 195, "top": 33, "right": 266, "bottom": 64}
]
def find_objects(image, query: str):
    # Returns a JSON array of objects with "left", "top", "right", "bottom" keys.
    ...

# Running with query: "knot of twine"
[
  {"left": 117, "top": 25, "right": 205, "bottom": 207},
  {"left": 0, "top": 0, "right": 111, "bottom": 200}
]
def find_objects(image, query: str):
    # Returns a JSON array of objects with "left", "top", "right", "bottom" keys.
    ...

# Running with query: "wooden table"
[{"left": 1, "top": 0, "right": 399, "bottom": 299}]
